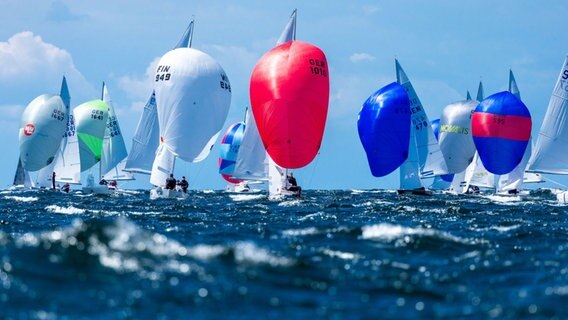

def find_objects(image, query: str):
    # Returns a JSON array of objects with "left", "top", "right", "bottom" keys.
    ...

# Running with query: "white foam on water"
[
  {"left": 282, "top": 227, "right": 319, "bottom": 237},
  {"left": 298, "top": 211, "right": 337, "bottom": 222},
  {"left": 229, "top": 194, "right": 265, "bottom": 202},
  {"left": 185, "top": 244, "right": 227, "bottom": 261},
  {"left": 4, "top": 196, "right": 39, "bottom": 202},
  {"left": 278, "top": 199, "right": 302, "bottom": 207},
  {"left": 45, "top": 205, "right": 86, "bottom": 215},
  {"left": 473, "top": 225, "right": 521, "bottom": 233},
  {"left": 233, "top": 241, "right": 295, "bottom": 267},
  {"left": 360, "top": 223, "right": 472, "bottom": 245},
  {"left": 321, "top": 248, "right": 359, "bottom": 260},
  {"left": 483, "top": 194, "right": 523, "bottom": 204},
  {"left": 202, "top": 190, "right": 215, "bottom": 194}
]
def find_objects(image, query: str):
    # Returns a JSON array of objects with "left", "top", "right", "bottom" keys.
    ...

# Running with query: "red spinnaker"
[{"left": 250, "top": 40, "right": 330, "bottom": 169}]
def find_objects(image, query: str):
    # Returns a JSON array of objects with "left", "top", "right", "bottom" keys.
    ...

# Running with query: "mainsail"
[
  {"left": 100, "top": 83, "right": 134, "bottom": 181},
  {"left": 395, "top": 60, "right": 447, "bottom": 190},
  {"left": 527, "top": 56, "right": 568, "bottom": 174},
  {"left": 124, "top": 92, "right": 159, "bottom": 174}
]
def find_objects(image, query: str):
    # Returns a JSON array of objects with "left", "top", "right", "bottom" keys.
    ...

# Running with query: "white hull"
[
  {"left": 150, "top": 187, "right": 188, "bottom": 200},
  {"left": 557, "top": 191, "right": 568, "bottom": 204},
  {"left": 268, "top": 189, "right": 299, "bottom": 201}
]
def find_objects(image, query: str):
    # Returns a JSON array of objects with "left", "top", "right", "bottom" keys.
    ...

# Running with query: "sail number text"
[
  {"left": 309, "top": 59, "right": 327, "bottom": 77},
  {"left": 91, "top": 110, "right": 105, "bottom": 121},
  {"left": 155, "top": 65, "right": 171, "bottom": 82}
]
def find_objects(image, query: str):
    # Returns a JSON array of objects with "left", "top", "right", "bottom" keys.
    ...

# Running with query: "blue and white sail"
[
  {"left": 124, "top": 92, "right": 159, "bottom": 174},
  {"left": 100, "top": 83, "right": 134, "bottom": 181},
  {"left": 395, "top": 60, "right": 447, "bottom": 190}
]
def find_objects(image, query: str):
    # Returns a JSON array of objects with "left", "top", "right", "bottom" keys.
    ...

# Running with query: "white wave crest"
[
  {"left": 233, "top": 241, "right": 295, "bottom": 267},
  {"left": 282, "top": 227, "right": 320, "bottom": 237},
  {"left": 45, "top": 205, "right": 86, "bottom": 214},
  {"left": 321, "top": 248, "right": 359, "bottom": 260},
  {"left": 361, "top": 223, "right": 471, "bottom": 245},
  {"left": 5, "top": 196, "right": 38, "bottom": 202},
  {"left": 230, "top": 194, "right": 265, "bottom": 202}
]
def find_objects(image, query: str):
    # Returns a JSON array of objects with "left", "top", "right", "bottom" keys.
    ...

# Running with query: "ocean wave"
[
  {"left": 321, "top": 248, "right": 360, "bottom": 260},
  {"left": 282, "top": 227, "right": 320, "bottom": 237},
  {"left": 233, "top": 241, "right": 295, "bottom": 267},
  {"left": 4, "top": 196, "right": 39, "bottom": 202},
  {"left": 45, "top": 205, "right": 86, "bottom": 215},
  {"left": 360, "top": 223, "right": 475, "bottom": 245}
]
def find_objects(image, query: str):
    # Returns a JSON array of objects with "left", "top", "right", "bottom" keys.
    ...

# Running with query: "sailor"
[
  {"left": 178, "top": 176, "right": 189, "bottom": 193},
  {"left": 286, "top": 172, "right": 302, "bottom": 196},
  {"left": 52, "top": 172, "right": 56, "bottom": 190},
  {"left": 165, "top": 174, "right": 177, "bottom": 190},
  {"left": 62, "top": 183, "right": 70, "bottom": 193},
  {"left": 99, "top": 178, "right": 108, "bottom": 185},
  {"left": 108, "top": 180, "right": 117, "bottom": 189}
]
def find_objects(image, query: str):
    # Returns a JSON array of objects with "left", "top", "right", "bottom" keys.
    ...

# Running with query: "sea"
[{"left": 0, "top": 188, "right": 567, "bottom": 319}]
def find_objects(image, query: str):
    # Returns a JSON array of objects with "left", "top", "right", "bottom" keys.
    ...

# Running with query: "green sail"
[{"left": 73, "top": 99, "right": 109, "bottom": 172}]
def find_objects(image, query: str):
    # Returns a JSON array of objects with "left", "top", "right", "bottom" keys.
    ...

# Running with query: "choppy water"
[{"left": 0, "top": 188, "right": 567, "bottom": 319}]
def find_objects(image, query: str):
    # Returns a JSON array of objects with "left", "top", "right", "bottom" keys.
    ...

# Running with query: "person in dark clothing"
[
  {"left": 165, "top": 174, "right": 177, "bottom": 190},
  {"left": 52, "top": 172, "right": 56, "bottom": 190},
  {"left": 62, "top": 183, "right": 70, "bottom": 193},
  {"left": 286, "top": 173, "right": 302, "bottom": 196},
  {"left": 99, "top": 178, "right": 108, "bottom": 185},
  {"left": 178, "top": 176, "right": 189, "bottom": 193}
]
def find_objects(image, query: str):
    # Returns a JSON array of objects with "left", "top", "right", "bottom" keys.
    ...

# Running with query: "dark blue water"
[{"left": 0, "top": 188, "right": 567, "bottom": 319}]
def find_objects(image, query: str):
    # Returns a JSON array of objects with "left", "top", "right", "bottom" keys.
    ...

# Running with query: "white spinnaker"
[
  {"left": 154, "top": 47, "right": 231, "bottom": 162},
  {"left": 74, "top": 100, "right": 109, "bottom": 172},
  {"left": 527, "top": 56, "right": 568, "bottom": 173},
  {"left": 19, "top": 94, "right": 67, "bottom": 172},
  {"left": 124, "top": 92, "right": 160, "bottom": 174},
  {"left": 100, "top": 83, "right": 133, "bottom": 180},
  {"left": 438, "top": 100, "right": 477, "bottom": 174}
]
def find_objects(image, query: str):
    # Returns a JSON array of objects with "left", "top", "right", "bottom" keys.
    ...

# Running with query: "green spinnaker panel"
[{"left": 73, "top": 99, "right": 108, "bottom": 172}]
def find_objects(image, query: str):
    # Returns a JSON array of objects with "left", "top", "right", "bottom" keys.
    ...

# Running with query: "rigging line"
[
  {"left": 541, "top": 176, "right": 568, "bottom": 189},
  {"left": 306, "top": 152, "right": 321, "bottom": 189}
]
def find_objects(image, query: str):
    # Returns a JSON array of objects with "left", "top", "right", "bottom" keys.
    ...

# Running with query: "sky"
[{"left": 1, "top": 0, "right": 567, "bottom": 190}]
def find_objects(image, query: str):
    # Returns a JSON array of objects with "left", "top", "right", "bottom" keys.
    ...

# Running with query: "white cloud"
[
  {"left": 0, "top": 31, "right": 93, "bottom": 101},
  {"left": 117, "top": 57, "right": 159, "bottom": 101},
  {"left": 362, "top": 5, "right": 380, "bottom": 16},
  {"left": 350, "top": 53, "right": 376, "bottom": 63}
]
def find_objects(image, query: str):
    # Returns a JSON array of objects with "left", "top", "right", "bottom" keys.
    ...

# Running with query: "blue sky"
[{"left": 1, "top": 1, "right": 567, "bottom": 190}]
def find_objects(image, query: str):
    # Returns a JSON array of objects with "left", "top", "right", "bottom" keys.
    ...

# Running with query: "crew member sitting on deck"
[
  {"left": 286, "top": 172, "right": 302, "bottom": 196},
  {"left": 62, "top": 183, "right": 70, "bottom": 193},
  {"left": 99, "top": 178, "right": 108, "bottom": 185},
  {"left": 178, "top": 176, "right": 189, "bottom": 193},
  {"left": 165, "top": 174, "right": 177, "bottom": 190}
]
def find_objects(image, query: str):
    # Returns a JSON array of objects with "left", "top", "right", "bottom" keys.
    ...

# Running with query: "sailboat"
[
  {"left": 495, "top": 70, "right": 541, "bottom": 194},
  {"left": 149, "top": 20, "right": 232, "bottom": 199},
  {"left": 250, "top": 9, "right": 329, "bottom": 200},
  {"left": 18, "top": 87, "right": 68, "bottom": 191},
  {"left": 395, "top": 60, "right": 447, "bottom": 195},
  {"left": 83, "top": 83, "right": 133, "bottom": 194},
  {"left": 429, "top": 119, "right": 453, "bottom": 190},
  {"left": 527, "top": 56, "right": 568, "bottom": 203},
  {"left": 359, "top": 82, "right": 411, "bottom": 178},
  {"left": 232, "top": 10, "right": 301, "bottom": 199},
  {"left": 218, "top": 120, "right": 250, "bottom": 192}
]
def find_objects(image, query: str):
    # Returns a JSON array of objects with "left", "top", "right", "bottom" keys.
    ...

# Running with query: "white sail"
[
  {"left": 277, "top": 9, "right": 297, "bottom": 45},
  {"left": 100, "top": 83, "right": 133, "bottom": 181},
  {"left": 232, "top": 110, "right": 269, "bottom": 180},
  {"left": 508, "top": 69, "right": 520, "bottom": 99},
  {"left": 498, "top": 139, "right": 532, "bottom": 193},
  {"left": 74, "top": 100, "right": 109, "bottom": 172},
  {"left": 13, "top": 157, "right": 34, "bottom": 188},
  {"left": 438, "top": 100, "right": 477, "bottom": 174},
  {"left": 448, "top": 169, "right": 468, "bottom": 194},
  {"left": 149, "top": 144, "right": 176, "bottom": 186},
  {"left": 153, "top": 48, "right": 231, "bottom": 163},
  {"left": 19, "top": 94, "right": 67, "bottom": 172},
  {"left": 124, "top": 92, "right": 159, "bottom": 174},
  {"left": 467, "top": 152, "right": 495, "bottom": 189},
  {"left": 527, "top": 57, "right": 568, "bottom": 174},
  {"left": 53, "top": 113, "right": 81, "bottom": 184},
  {"left": 395, "top": 60, "right": 447, "bottom": 183},
  {"left": 476, "top": 81, "right": 484, "bottom": 102}
]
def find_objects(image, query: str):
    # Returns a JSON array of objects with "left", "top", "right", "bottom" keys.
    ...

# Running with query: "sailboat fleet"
[{"left": 9, "top": 11, "right": 568, "bottom": 203}]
